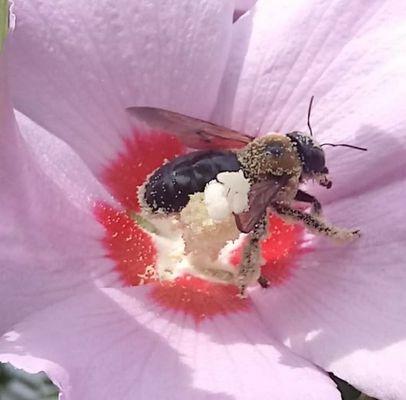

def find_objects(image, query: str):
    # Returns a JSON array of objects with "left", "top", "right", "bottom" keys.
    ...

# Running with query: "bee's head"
[
  {"left": 281, "top": 97, "right": 367, "bottom": 188},
  {"left": 239, "top": 97, "right": 366, "bottom": 185},
  {"left": 286, "top": 131, "right": 332, "bottom": 188},
  {"left": 286, "top": 132, "right": 327, "bottom": 174},
  {"left": 281, "top": 97, "right": 330, "bottom": 187}
]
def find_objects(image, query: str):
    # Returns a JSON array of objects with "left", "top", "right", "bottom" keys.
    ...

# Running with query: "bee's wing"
[
  {"left": 234, "top": 177, "right": 288, "bottom": 233},
  {"left": 127, "top": 106, "right": 253, "bottom": 150}
]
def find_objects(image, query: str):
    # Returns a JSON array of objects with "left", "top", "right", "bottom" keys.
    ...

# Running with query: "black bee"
[{"left": 128, "top": 98, "right": 366, "bottom": 294}]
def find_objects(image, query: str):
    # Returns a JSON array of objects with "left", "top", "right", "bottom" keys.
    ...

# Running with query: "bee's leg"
[
  {"left": 294, "top": 190, "right": 322, "bottom": 215},
  {"left": 237, "top": 216, "right": 267, "bottom": 297},
  {"left": 271, "top": 203, "right": 360, "bottom": 241}
]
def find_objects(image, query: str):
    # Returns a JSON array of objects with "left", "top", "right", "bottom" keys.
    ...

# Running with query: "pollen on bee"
[{"left": 204, "top": 170, "right": 250, "bottom": 221}]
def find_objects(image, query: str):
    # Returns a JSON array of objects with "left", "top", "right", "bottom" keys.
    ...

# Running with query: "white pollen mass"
[
  {"left": 141, "top": 192, "right": 242, "bottom": 286},
  {"left": 204, "top": 170, "right": 250, "bottom": 221}
]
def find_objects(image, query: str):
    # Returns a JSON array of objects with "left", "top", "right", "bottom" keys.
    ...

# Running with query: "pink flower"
[{"left": 1, "top": 0, "right": 406, "bottom": 399}]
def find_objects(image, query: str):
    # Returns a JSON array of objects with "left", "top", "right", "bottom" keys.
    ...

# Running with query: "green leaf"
[
  {"left": 0, "top": 363, "right": 59, "bottom": 400},
  {"left": 329, "top": 373, "right": 361, "bottom": 400},
  {"left": 0, "top": 0, "right": 9, "bottom": 52},
  {"left": 329, "top": 373, "right": 379, "bottom": 400}
]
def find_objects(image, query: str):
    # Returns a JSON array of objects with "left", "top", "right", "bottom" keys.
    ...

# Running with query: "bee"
[{"left": 128, "top": 98, "right": 366, "bottom": 295}]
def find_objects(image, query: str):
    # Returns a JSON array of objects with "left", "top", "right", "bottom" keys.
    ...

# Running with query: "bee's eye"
[{"left": 264, "top": 144, "right": 283, "bottom": 158}]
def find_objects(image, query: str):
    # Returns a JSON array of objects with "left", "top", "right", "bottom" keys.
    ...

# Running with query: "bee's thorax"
[{"left": 237, "top": 134, "right": 302, "bottom": 182}]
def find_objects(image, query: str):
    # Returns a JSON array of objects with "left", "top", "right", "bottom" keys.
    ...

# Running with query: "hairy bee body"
[
  {"left": 130, "top": 105, "right": 363, "bottom": 295},
  {"left": 142, "top": 150, "right": 241, "bottom": 214},
  {"left": 141, "top": 134, "right": 310, "bottom": 217},
  {"left": 237, "top": 134, "right": 303, "bottom": 203}
]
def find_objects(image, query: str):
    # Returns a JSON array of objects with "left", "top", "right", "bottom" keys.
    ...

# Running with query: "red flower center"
[{"left": 95, "top": 130, "right": 304, "bottom": 322}]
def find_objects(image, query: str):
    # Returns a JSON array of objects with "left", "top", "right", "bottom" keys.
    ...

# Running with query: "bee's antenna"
[
  {"left": 307, "top": 95, "right": 314, "bottom": 136},
  {"left": 320, "top": 143, "right": 368, "bottom": 151}
]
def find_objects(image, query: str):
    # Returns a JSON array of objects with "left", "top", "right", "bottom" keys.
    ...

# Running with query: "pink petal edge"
[
  {"left": 0, "top": 286, "right": 341, "bottom": 400},
  {"left": 0, "top": 54, "right": 116, "bottom": 333},
  {"left": 215, "top": 1, "right": 406, "bottom": 398}
]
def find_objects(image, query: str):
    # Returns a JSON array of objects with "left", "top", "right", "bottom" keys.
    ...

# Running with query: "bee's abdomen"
[{"left": 143, "top": 150, "right": 241, "bottom": 213}]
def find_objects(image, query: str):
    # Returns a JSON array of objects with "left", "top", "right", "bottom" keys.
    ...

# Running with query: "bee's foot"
[
  {"left": 352, "top": 229, "right": 361, "bottom": 238},
  {"left": 257, "top": 275, "right": 270, "bottom": 288},
  {"left": 335, "top": 228, "right": 361, "bottom": 241}
]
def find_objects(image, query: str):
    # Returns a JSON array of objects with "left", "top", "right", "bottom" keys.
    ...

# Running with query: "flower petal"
[
  {"left": 0, "top": 286, "right": 341, "bottom": 400},
  {"left": 216, "top": 3, "right": 406, "bottom": 397},
  {"left": 8, "top": 0, "right": 234, "bottom": 173},
  {"left": 94, "top": 202, "right": 157, "bottom": 287},
  {"left": 215, "top": 0, "right": 406, "bottom": 200},
  {"left": 234, "top": 0, "right": 257, "bottom": 12},
  {"left": 252, "top": 179, "right": 406, "bottom": 400},
  {"left": 151, "top": 276, "right": 250, "bottom": 322},
  {"left": 0, "top": 56, "right": 116, "bottom": 333}
]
